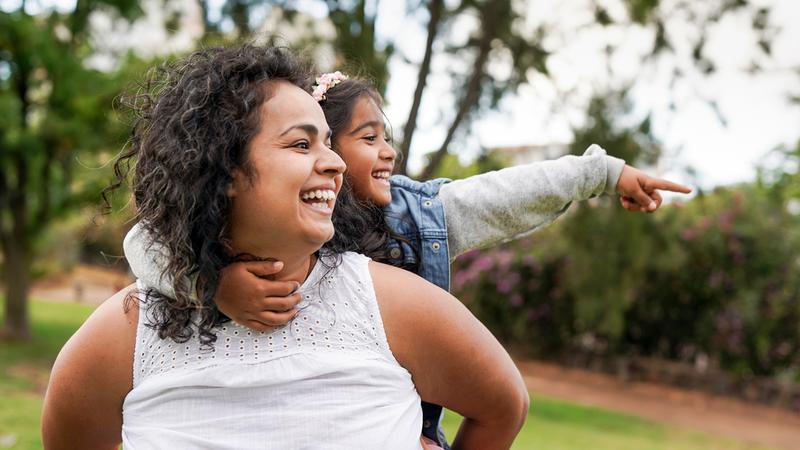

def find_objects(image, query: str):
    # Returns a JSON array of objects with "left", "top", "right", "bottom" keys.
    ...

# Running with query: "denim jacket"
[{"left": 382, "top": 174, "right": 452, "bottom": 448}]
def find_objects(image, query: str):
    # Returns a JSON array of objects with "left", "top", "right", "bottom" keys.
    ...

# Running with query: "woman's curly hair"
[{"left": 105, "top": 45, "right": 312, "bottom": 346}]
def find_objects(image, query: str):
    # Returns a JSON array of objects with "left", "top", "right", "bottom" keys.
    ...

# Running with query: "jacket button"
[
  {"left": 423, "top": 200, "right": 433, "bottom": 207},
  {"left": 423, "top": 420, "right": 432, "bottom": 428},
  {"left": 431, "top": 242, "right": 440, "bottom": 250},
  {"left": 389, "top": 247, "right": 402, "bottom": 259}
]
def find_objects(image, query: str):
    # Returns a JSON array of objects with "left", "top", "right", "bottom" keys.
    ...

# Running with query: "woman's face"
[
  {"left": 334, "top": 95, "right": 397, "bottom": 207},
  {"left": 227, "top": 81, "right": 346, "bottom": 257}
]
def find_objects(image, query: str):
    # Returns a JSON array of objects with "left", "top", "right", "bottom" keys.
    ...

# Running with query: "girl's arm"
[
  {"left": 124, "top": 224, "right": 300, "bottom": 331},
  {"left": 41, "top": 285, "right": 138, "bottom": 449},
  {"left": 123, "top": 223, "right": 185, "bottom": 299},
  {"left": 439, "top": 144, "right": 624, "bottom": 258},
  {"left": 370, "top": 261, "right": 529, "bottom": 450}
]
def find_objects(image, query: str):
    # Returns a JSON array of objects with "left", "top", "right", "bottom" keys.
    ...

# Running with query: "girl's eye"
[
  {"left": 384, "top": 134, "right": 393, "bottom": 143},
  {"left": 364, "top": 135, "right": 377, "bottom": 142}
]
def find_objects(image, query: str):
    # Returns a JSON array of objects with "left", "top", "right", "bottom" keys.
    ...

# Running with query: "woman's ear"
[{"left": 227, "top": 168, "right": 244, "bottom": 198}]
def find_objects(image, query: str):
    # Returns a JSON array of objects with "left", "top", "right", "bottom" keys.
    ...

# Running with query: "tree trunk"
[
  {"left": 419, "top": 0, "right": 500, "bottom": 180},
  {"left": 2, "top": 236, "right": 31, "bottom": 340},
  {"left": 397, "top": 0, "right": 444, "bottom": 176},
  {"left": 2, "top": 197, "right": 31, "bottom": 340}
]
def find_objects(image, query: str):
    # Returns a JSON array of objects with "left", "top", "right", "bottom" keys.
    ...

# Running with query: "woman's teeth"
[
  {"left": 301, "top": 189, "right": 336, "bottom": 209},
  {"left": 301, "top": 189, "right": 336, "bottom": 201},
  {"left": 372, "top": 171, "right": 391, "bottom": 180}
]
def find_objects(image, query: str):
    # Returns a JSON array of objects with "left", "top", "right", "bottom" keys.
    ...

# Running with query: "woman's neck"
[
  {"left": 271, "top": 253, "right": 317, "bottom": 284},
  {"left": 231, "top": 243, "right": 319, "bottom": 285}
]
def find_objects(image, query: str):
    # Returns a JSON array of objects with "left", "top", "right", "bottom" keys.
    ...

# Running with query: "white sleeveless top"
[{"left": 122, "top": 252, "right": 423, "bottom": 449}]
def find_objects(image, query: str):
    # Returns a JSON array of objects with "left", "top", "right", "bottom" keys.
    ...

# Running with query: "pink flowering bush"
[{"left": 451, "top": 185, "right": 800, "bottom": 382}]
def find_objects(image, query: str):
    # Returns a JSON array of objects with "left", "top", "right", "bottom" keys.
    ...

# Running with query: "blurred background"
[{"left": 2, "top": 0, "right": 800, "bottom": 449}]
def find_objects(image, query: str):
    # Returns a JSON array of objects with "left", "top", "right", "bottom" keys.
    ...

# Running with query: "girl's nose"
[{"left": 379, "top": 140, "right": 397, "bottom": 162}]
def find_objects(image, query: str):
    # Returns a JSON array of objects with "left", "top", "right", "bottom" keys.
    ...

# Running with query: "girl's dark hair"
[
  {"left": 105, "top": 44, "right": 312, "bottom": 346},
  {"left": 318, "top": 78, "right": 418, "bottom": 270}
]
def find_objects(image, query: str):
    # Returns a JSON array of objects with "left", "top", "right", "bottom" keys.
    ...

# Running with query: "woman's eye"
[{"left": 294, "top": 140, "right": 310, "bottom": 150}]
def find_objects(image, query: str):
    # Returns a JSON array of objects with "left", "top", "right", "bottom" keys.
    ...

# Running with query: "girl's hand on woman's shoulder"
[{"left": 215, "top": 260, "right": 302, "bottom": 332}]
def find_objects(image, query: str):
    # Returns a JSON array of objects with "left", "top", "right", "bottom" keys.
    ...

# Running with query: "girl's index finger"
[
  {"left": 647, "top": 178, "right": 692, "bottom": 194},
  {"left": 245, "top": 260, "right": 284, "bottom": 278}
]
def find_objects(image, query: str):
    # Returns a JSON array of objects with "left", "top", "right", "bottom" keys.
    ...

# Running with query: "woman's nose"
[{"left": 318, "top": 146, "right": 347, "bottom": 175}]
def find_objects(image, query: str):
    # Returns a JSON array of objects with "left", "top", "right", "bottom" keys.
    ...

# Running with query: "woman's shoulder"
[
  {"left": 367, "top": 260, "right": 448, "bottom": 308},
  {"left": 51, "top": 284, "right": 140, "bottom": 387}
]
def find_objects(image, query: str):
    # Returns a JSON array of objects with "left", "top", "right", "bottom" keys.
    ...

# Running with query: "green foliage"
[
  {"left": 446, "top": 88, "right": 800, "bottom": 381},
  {"left": 452, "top": 184, "right": 800, "bottom": 379},
  {"left": 200, "top": 1, "right": 394, "bottom": 95},
  {"left": 569, "top": 92, "right": 661, "bottom": 165},
  {"left": 427, "top": 150, "right": 509, "bottom": 180},
  {"left": 0, "top": 1, "right": 143, "bottom": 338}
]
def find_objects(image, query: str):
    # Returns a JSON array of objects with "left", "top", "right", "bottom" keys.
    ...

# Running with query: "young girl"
[
  {"left": 43, "top": 44, "right": 528, "bottom": 449},
  {"left": 124, "top": 73, "right": 691, "bottom": 446}
]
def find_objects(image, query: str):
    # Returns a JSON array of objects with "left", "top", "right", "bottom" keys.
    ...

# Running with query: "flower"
[{"left": 312, "top": 71, "right": 348, "bottom": 101}]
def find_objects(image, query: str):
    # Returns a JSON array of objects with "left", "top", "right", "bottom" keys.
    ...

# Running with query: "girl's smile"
[{"left": 335, "top": 96, "right": 397, "bottom": 207}]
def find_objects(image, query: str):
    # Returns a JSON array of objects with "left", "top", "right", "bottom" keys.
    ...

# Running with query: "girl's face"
[
  {"left": 335, "top": 95, "right": 397, "bottom": 207},
  {"left": 228, "top": 81, "right": 346, "bottom": 257}
]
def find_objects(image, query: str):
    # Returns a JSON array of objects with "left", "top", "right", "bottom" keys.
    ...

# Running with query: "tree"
[
  {"left": 396, "top": 0, "right": 444, "bottom": 175},
  {"left": 0, "top": 1, "right": 141, "bottom": 339},
  {"left": 192, "top": 0, "right": 782, "bottom": 178},
  {"left": 199, "top": 1, "right": 394, "bottom": 94},
  {"left": 419, "top": 0, "right": 550, "bottom": 178},
  {"left": 413, "top": 0, "right": 777, "bottom": 177}
]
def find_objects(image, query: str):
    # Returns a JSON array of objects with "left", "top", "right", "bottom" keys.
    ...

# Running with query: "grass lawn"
[
  {"left": 0, "top": 298, "right": 780, "bottom": 450},
  {"left": 0, "top": 299, "right": 95, "bottom": 450},
  {"left": 441, "top": 400, "right": 776, "bottom": 450}
]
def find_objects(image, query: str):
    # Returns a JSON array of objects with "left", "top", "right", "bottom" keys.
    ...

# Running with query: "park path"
[
  {"left": 517, "top": 360, "right": 800, "bottom": 450},
  {"left": 32, "top": 265, "right": 800, "bottom": 450}
]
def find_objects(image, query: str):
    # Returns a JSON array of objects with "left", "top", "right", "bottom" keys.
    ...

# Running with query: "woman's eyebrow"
[
  {"left": 280, "top": 123, "right": 330, "bottom": 138},
  {"left": 347, "top": 120, "right": 383, "bottom": 136}
]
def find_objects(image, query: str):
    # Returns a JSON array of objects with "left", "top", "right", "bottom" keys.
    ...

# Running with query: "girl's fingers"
[
  {"left": 630, "top": 185, "right": 657, "bottom": 211},
  {"left": 646, "top": 178, "right": 692, "bottom": 194},
  {"left": 245, "top": 260, "right": 284, "bottom": 278},
  {"left": 259, "top": 293, "right": 302, "bottom": 313},
  {"left": 650, "top": 190, "right": 663, "bottom": 211},
  {"left": 620, "top": 196, "right": 639, "bottom": 211},
  {"left": 250, "top": 309, "right": 298, "bottom": 327}
]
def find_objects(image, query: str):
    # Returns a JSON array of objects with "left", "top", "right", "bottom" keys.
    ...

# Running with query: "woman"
[{"left": 41, "top": 45, "right": 528, "bottom": 449}]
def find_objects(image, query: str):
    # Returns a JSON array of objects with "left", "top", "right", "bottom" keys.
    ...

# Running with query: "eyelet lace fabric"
[
  {"left": 123, "top": 252, "right": 423, "bottom": 450},
  {"left": 133, "top": 252, "right": 397, "bottom": 385}
]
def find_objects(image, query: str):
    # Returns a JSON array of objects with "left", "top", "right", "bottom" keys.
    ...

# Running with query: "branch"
[
  {"left": 397, "top": 0, "right": 444, "bottom": 175},
  {"left": 420, "top": 0, "right": 499, "bottom": 180}
]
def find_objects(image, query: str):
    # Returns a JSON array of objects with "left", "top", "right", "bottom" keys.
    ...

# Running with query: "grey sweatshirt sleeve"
[
  {"left": 439, "top": 144, "right": 625, "bottom": 259},
  {"left": 123, "top": 222, "right": 197, "bottom": 299}
]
